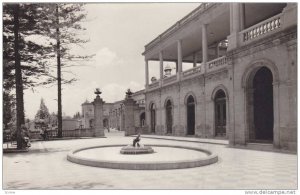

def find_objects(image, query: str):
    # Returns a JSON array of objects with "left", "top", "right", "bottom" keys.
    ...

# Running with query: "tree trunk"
[
  {"left": 13, "top": 4, "right": 25, "bottom": 149},
  {"left": 56, "top": 4, "right": 62, "bottom": 138}
]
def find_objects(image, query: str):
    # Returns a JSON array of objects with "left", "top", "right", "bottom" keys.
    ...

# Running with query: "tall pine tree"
[
  {"left": 41, "top": 3, "right": 92, "bottom": 138},
  {"left": 3, "top": 3, "right": 55, "bottom": 148}
]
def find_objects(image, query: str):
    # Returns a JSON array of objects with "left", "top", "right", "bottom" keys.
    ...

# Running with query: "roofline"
[{"left": 142, "top": 3, "right": 216, "bottom": 55}]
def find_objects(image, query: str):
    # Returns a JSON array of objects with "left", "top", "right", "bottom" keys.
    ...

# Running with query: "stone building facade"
[
  {"left": 108, "top": 89, "right": 145, "bottom": 132},
  {"left": 81, "top": 89, "right": 145, "bottom": 132},
  {"left": 142, "top": 3, "right": 297, "bottom": 151},
  {"left": 81, "top": 100, "right": 113, "bottom": 129}
]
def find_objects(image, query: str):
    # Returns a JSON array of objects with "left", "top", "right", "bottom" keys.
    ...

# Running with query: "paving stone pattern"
[{"left": 3, "top": 130, "right": 297, "bottom": 189}]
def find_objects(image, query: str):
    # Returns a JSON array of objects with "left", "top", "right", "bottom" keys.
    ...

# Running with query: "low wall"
[{"left": 29, "top": 128, "right": 95, "bottom": 139}]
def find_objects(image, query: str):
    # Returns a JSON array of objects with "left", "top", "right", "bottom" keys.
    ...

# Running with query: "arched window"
[
  {"left": 150, "top": 103, "right": 156, "bottom": 133},
  {"left": 165, "top": 100, "right": 173, "bottom": 134},
  {"left": 140, "top": 112, "right": 145, "bottom": 127},
  {"left": 214, "top": 89, "right": 226, "bottom": 137},
  {"left": 186, "top": 95, "right": 195, "bottom": 135}
]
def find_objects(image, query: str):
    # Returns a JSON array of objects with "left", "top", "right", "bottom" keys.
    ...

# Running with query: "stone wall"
[
  {"left": 144, "top": 27, "right": 297, "bottom": 151},
  {"left": 145, "top": 71, "right": 230, "bottom": 138},
  {"left": 228, "top": 27, "right": 297, "bottom": 150}
]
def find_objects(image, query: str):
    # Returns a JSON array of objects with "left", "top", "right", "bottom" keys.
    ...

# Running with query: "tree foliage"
[
  {"left": 40, "top": 3, "right": 92, "bottom": 137},
  {"left": 3, "top": 3, "right": 54, "bottom": 90},
  {"left": 73, "top": 112, "right": 81, "bottom": 119},
  {"left": 35, "top": 98, "right": 50, "bottom": 121},
  {"left": 3, "top": 3, "right": 92, "bottom": 143}
]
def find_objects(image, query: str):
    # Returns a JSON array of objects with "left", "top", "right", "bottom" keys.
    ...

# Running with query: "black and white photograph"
[{"left": 2, "top": 1, "right": 297, "bottom": 193}]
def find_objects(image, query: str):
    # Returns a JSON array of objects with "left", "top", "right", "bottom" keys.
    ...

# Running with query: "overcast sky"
[{"left": 23, "top": 3, "right": 199, "bottom": 119}]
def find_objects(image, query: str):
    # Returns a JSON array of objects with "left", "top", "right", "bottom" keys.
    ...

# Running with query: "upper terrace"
[{"left": 142, "top": 3, "right": 297, "bottom": 91}]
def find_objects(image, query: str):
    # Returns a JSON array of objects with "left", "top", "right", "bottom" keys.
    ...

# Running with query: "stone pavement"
[{"left": 3, "top": 130, "right": 297, "bottom": 190}]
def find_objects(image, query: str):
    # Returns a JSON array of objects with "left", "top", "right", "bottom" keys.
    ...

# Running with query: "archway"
[
  {"left": 165, "top": 100, "right": 173, "bottom": 134},
  {"left": 140, "top": 112, "right": 145, "bottom": 127},
  {"left": 186, "top": 95, "right": 195, "bottom": 135},
  {"left": 150, "top": 103, "right": 156, "bottom": 133},
  {"left": 89, "top": 119, "right": 94, "bottom": 128},
  {"left": 103, "top": 118, "right": 109, "bottom": 129},
  {"left": 249, "top": 67, "right": 274, "bottom": 142},
  {"left": 214, "top": 90, "right": 226, "bottom": 137}
]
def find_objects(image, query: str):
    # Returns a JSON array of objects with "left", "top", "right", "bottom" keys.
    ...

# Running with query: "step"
[{"left": 246, "top": 142, "right": 274, "bottom": 151}]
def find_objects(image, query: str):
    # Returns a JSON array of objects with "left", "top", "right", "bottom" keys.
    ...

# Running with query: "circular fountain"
[
  {"left": 67, "top": 144, "right": 218, "bottom": 170},
  {"left": 67, "top": 133, "right": 218, "bottom": 170}
]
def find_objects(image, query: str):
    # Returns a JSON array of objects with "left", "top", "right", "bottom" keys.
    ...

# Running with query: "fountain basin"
[{"left": 67, "top": 144, "right": 218, "bottom": 170}]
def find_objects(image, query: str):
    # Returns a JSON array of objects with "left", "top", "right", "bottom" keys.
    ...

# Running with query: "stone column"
[
  {"left": 145, "top": 59, "right": 149, "bottom": 88},
  {"left": 202, "top": 24, "right": 208, "bottom": 72},
  {"left": 215, "top": 45, "right": 219, "bottom": 58},
  {"left": 227, "top": 3, "right": 244, "bottom": 51},
  {"left": 159, "top": 51, "right": 163, "bottom": 80},
  {"left": 93, "top": 89, "right": 105, "bottom": 137},
  {"left": 282, "top": 3, "right": 297, "bottom": 30},
  {"left": 177, "top": 40, "right": 182, "bottom": 80},
  {"left": 193, "top": 53, "right": 197, "bottom": 67},
  {"left": 240, "top": 3, "right": 245, "bottom": 31}
]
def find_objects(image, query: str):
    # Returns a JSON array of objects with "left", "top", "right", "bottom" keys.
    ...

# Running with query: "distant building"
[
  {"left": 81, "top": 100, "right": 114, "bottom": 129},
  {"left": 81, "top": 89, "right": 145, "bottom": 131}
]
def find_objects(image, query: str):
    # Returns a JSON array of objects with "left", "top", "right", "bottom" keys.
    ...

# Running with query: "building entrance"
[
  {"left": 166, "top": 100, "right": 173, "bottom": 134},
  {"left": 150, "top": 103, "right": 156, "bottom": 133},
  {"left": 215, "top": 90, "right": 226, "bottom": 137},
  {"left": 187, "top": 96, "right": 195, "bottom": 135},
  {"left": 253, "top": 67, "right": 274, "bottom": 141}
]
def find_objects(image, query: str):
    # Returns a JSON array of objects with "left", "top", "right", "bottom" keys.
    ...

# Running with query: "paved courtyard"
[{"left": 3, "top": 130, "right": 297, "bottom": 190}]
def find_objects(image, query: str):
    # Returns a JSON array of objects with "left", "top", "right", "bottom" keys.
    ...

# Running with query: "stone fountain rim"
[{"left": 67, "top": 144, "right": 218, "bottom": 170}]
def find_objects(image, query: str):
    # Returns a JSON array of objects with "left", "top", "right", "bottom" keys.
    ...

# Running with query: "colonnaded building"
[
  {"left": 142, "top": 3, "right": 297, "bottom": 151},
  {"left": 81, "top": 3, "right": 296, "bottom": 152}
]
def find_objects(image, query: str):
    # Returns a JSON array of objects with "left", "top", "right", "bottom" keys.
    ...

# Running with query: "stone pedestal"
[
  {"left": 93, "top": 95, "right": 105, "bottom": 137},
  {"left": 123, "top": 90, "right": 139, "bottom": 136}
]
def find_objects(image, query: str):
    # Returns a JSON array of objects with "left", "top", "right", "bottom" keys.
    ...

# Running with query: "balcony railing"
[
  {"left": 182, "top": 66, "right": 202, "bottom": 78},
  {"left": 241, "top": 13, "right": 283, "bottom": 43},
  {"left": 148, "top": 81, "right": 160, "bottom": 89},
  {"left": 147, "top": 56, "right": 231, "bottom": 91},
  {"left": 207, "top": 56, "right": 229, "bottom": 70},
  {"left": 163, "top": 75, "right": 177, "bottom": 85}
]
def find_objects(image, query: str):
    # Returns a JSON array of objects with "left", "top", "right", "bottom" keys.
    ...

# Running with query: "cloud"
[
  {"left": 94, "top": 47, "right": 123, "bottom": 68},
  {"left": 101, "top": 81, "right": 144, "bottom": 103},
  {"left": 128, "top": 81, "right": 144, "bottom": 91}
]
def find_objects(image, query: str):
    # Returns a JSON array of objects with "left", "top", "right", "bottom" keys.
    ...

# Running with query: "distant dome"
[
  {"left": 82, "top": 99, "right": 90, "bottom": 105},
  {"left": 164, "top": 64, "right": 172, "bottom": 76},
  {"left": 164, "top": 64, "right": 172, "bottom": 71}
]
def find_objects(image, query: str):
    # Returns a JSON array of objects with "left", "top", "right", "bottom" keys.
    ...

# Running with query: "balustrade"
[
  {"left": 182, "top": 66, "right": 202, "bottom": 77},
  {"left": 163, "top": 75, "right": 177, "bottom": 84},
  {"left": 207, "top": 56, "right": 229, "bottom": 70},
  {"left": 242, "top": 13, "right": 282, "bottom": 42},
  {"left": 148, "top": 81, "right": 160, "bottom": 89}
]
